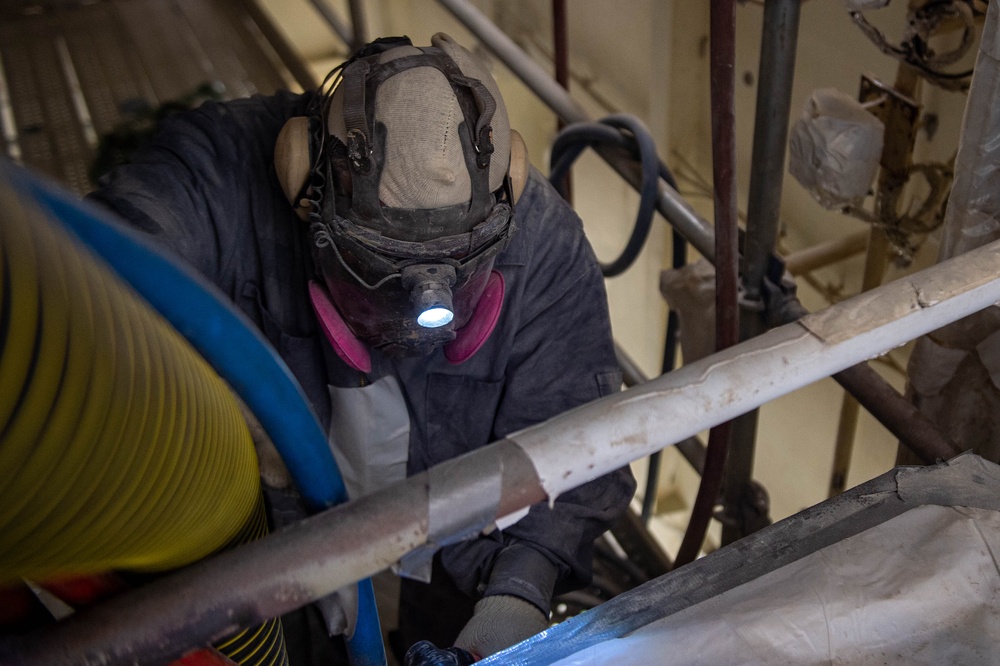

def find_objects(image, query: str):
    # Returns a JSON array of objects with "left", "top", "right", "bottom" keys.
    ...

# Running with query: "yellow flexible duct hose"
[
  {"left": 0, "top": 181, "right": 258, "bottom": 587},
  {"left": 215, "top": 496, "right": 289, "bottom": 666},
  {"left": 0, "top": 180, "right": 289, "bottom": 665}
]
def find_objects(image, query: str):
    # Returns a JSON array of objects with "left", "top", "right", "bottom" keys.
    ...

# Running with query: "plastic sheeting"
[
  {"left": 659, "top": 260, "right": 716, "bottom": 364},
  {"left": 548, "top": 504, "right": 1000, "bottom": 665},
  {"left": 788, "top": 88, "right": 884, "bottom": 209},
  {"left": 491, "top": 455, "right": 1000, "bottom": 666}
]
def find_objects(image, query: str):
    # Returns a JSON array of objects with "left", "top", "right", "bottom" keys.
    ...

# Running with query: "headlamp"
[{"left": 403, "top": 264, "right": 457, "bottom": 329}]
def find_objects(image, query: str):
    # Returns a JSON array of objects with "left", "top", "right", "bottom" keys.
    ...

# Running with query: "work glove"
[
  {"left": 453, "top": 595, "right": 549, "bottom": 659},
  {"left": 404, "top": 641, "right": 476, "bottom": 666}
]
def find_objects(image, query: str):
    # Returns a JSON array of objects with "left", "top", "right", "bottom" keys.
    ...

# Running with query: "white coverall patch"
[{"left": 327, "top": 375, "right": 410, "bottom": 500}]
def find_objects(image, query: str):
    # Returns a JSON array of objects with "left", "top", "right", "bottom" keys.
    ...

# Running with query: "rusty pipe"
[
  {"left": 673, "top": 0, "right": 739, "bottom": 569},
  {"left": 1, "top": 442, "right": 544, "bottom": 666}
]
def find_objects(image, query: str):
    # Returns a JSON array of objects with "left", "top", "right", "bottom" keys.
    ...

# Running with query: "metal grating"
[{"left": 0, "top": 0, "right": 303, "bottom": 195}]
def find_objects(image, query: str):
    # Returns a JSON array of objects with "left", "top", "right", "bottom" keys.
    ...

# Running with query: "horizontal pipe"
[
  {"left": 616, "top": 344, "right": 706, "bottom": 474},
  {"left": 510, "top": 237, "right": 996, "bottom": 498},
  {"left": 784, "top": 231, "right": 871, "bottom": 276},
  {"left": 436, "top": 0, "right": 716, "bottom": 260},
  {"left": 3, "top": 441, "right": 544, "bottom": 666},
  {"left": 7, "top": 238, "right": 998, "bottom": 666}
]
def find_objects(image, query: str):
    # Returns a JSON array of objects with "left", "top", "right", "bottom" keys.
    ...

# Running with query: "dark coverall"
[{"left": 89, "top": 89, "right": 636, "bottom": 661}]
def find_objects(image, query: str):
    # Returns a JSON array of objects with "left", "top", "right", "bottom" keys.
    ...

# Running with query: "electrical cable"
[{"left": 847, "top": 1, "right": 980, "bottom": 91}]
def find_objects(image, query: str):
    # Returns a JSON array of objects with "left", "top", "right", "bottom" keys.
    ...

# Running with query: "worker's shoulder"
[
  {"left": 155, "top": 89, "right": 312, "bottom": 144},
  {"left": 500, "top": 166, "right": 586, "bottom": 267}
]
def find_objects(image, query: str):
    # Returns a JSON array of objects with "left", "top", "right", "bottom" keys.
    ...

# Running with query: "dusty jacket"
[{"left": 90, "top": 90, "right": 635, "bottom": 615}]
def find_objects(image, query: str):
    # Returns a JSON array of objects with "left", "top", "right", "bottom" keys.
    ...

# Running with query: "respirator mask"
[{"left": 275, "top": 34, "right": 528, "bottom": 371}]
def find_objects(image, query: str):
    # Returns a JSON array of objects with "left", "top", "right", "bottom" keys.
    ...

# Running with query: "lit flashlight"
[{"left": 402, "top": 264, "right": 457, "bottom": 329}]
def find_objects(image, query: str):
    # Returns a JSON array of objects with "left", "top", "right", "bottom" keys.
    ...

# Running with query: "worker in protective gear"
[{"left": 90, "top": 33, "right": 634, "bottom": 663}]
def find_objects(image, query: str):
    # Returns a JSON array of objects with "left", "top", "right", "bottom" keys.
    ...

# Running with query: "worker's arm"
[
  {"left": 88, "top": 91, "right": 312, "bottom": 304},
  {"left": 441, "top": 170, "right": 637, "bottom": 656}
]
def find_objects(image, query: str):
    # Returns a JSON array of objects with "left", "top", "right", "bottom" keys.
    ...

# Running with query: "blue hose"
[{"left": 11, "top": 163, "right": 387, "bottom": 666}]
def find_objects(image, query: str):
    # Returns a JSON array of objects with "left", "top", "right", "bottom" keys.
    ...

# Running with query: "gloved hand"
[
  {"left": 453, "top": 595, "right": 549, "bottom": 659},
  {"left": 404, "top": 640, "right": 476, "bottom": 666}
]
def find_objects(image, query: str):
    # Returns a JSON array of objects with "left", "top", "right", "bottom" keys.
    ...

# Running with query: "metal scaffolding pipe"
[
  {"left": 783, "top": 231, "right": 870, "bottom": 276},
  {"left": 7, "top": 237, "right": 997, "bottom": 666},
  {"left": 307, "top": 0, "right": 354, "bottom": 48},
  {"left": 552, "top": 0, "right": 572, "bottom": 199},
  {"left": 241, "top": 0, "right": 319, "bottom": 90},
  {"left": 833, "top": 363, "right": 961, "bottom": 463},
  {"left": 742, "top": 0, "right": 801, "bottom": 299},
  {"left": 722, "top": 0, "right": 802, "bottom": 545},
  {"left": 346, "top": 0, "right": 368, "bottom": 51},
  {"left": 436, "top": 0, "right": 716, "bottom": 260}
]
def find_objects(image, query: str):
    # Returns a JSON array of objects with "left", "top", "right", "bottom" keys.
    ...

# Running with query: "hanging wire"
[{"left": 848, "top": 0, "right": 985, "bottom": 91}]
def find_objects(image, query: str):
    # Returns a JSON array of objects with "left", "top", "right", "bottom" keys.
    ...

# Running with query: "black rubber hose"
[{"left": 549, "top": 114, "right": 675, "bottom": 277}]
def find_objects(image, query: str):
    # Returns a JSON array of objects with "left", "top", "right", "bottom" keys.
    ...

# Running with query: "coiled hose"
[
  {"left": 0, "top": 170, "right": 285, "bottom": 665},
  {"left": 549, "top": 114, "right": 678, "bottom": 278}
]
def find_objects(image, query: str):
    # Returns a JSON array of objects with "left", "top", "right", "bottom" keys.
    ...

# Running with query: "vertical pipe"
[
  {"left": 552, "top": 0, "right": 572, "bottom": 201},
  {"left": 832, "top": 10, "right": 923, "bottom": 486},
  {"left": 829, "top": 232, "right": 890, "bottom": 495},
  {"left": 674, "top": 0, "right": 739, "bottom": 568},
  {"left": 742, "top": 0, "right": 801, "bottom": 298},
  {"left": 552, "top": 0, "right": 569, "bottom": 124},
  {"left": 347, "top": 0, "right": 368, "bottom": 51},
  {"left": 642, "top": 230, "right": 688, "bottom": 524},
  {"left": 721, "top": 0, "right": 801, "bottom": 545}
]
